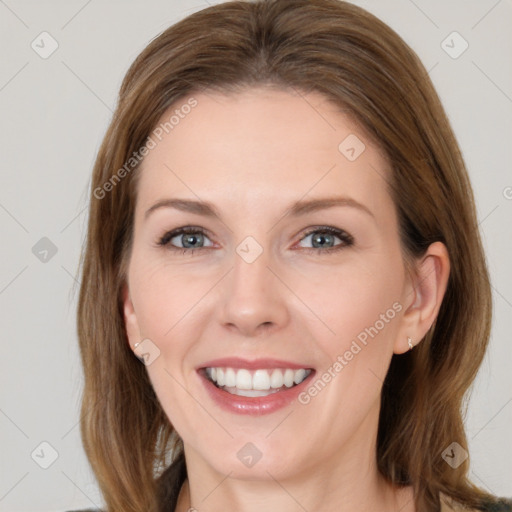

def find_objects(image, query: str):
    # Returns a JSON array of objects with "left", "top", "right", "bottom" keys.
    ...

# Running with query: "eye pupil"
[
  {"left": 312, "top": 233, "right": 334, "bottom": 248},
  {"left": 183, "top": 233, "right": 203, "bottom": 248}
]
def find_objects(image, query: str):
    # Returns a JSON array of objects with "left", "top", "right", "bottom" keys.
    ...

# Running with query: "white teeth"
[
  {"left": 205, "top": 367, "right": 311, "bottom": 392},
  {"left": 270, "top": 369, "right": 284, "bottom": 388},
  {"left": 235, "top": 369, "right": 252, "bottom": 390},
  {"left": 252, "top": 369, "right": 271, "bottom": 390},
  {"left": 225, "top": 368, "right": 236, "bottom": 387},
  {"left": 222, "top": 387, "right": 282, "bottom": 397},
  {"left": 293, "top": 369, "right": 307, "bottom": 385},
  {"left": 283, "top": 369, "right": 294, "bottom": 388}
]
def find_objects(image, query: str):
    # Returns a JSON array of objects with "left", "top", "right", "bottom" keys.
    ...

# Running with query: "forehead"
[{"left": 135, "top": 87, "right": 393, "bottom": 218}]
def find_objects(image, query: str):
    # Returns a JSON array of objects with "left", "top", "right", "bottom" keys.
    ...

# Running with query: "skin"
[{"left": 122, "top": 86, "right": 450, "bottom": 512}]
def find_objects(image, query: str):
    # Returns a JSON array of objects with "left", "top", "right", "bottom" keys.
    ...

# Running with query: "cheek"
[
  {"left": 129, "top": 256, "right": 210, "bottom": 341},
  {"left": 292, "top": 260, "right": 404, "bottom": 440},
  {"left": 144, "top": 362, "right": 205, "bottom": 444},
  {"left": 298, "top": 252, "right": 404, "bottom": 362},
  {"left": 130, "top": 260, "right": 206, "bottom": 432}
]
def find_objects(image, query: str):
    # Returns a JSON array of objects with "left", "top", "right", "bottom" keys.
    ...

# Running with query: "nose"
[{"left": 217, "top": 244, "right": 290, "bottom": 337}]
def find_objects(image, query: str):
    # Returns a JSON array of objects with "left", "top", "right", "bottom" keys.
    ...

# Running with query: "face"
[{"left": 123, "top": 87, "right": 415, "bottom": 481}]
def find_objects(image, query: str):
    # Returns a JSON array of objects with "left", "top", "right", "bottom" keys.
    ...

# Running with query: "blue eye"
[
  {"left": 157, "top": 226, "right": 213, "bottom": 254},
  {"left": 297, "top": 226, "right": 354, "bottom": 253},
  {"left": 156, "top": 225, "right": 354, "bottom": 255}
]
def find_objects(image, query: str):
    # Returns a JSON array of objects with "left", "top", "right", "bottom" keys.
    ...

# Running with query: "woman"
[{"left": 75, "top": 0, "right": 511, "bottom": 511}]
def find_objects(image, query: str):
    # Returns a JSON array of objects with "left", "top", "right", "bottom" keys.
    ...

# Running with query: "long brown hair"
[{"left": 76, "top": 1, "right": 498, "bottom": 510}]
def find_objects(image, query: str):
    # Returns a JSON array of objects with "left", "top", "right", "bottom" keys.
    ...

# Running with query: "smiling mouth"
[{"left": 201, "top": 366, "right": 313, "bottom": 397}]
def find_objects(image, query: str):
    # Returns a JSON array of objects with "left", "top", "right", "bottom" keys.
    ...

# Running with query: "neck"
[{"left": 176, "top": 466, "right": 410, "bottom": 512}]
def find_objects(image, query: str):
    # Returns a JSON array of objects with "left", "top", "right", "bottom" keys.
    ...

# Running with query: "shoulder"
[
  {"left": 484, "top": 498, "right": 512, "bottom": 512},
  {"left": 441, "top": 494, "right": 512, "bottom": 512}
]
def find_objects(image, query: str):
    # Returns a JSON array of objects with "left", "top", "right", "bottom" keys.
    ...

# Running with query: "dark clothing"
[{"left": 66, "top": 456, "right": 511, "bottom": 512}]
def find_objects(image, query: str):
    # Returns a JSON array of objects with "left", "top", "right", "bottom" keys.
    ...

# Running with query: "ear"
[
  {"left": 394, "top": 241, "right": 450, "bottom": 354},
  {"left": 121, "top": 282, "right": 142, "bottom": 350}
]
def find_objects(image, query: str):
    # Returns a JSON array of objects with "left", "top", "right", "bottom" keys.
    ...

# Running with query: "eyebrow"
[{"left": 144, "top": 196, "right": 374, "bottom": 221}]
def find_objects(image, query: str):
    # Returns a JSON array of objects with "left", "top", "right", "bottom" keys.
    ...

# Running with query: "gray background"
[{"left": 0, "top": 0, "right": 511, "bottom": 510}]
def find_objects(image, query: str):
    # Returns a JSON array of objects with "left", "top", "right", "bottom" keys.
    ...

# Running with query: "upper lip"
[{"left": 197, "top": 357, "right": 314, "bottom": 370}]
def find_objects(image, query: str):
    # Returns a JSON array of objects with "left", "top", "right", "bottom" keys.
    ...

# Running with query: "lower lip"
[{"left": 198, "top": 370, "right": 316, "bottom": 415}]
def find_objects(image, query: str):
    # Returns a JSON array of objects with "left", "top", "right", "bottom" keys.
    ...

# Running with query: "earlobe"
[
  {"left": 394, "top": 241, "right": 450, "bottom": 354},
  {"left": 121, "top": 282, "right": 141, "bottom": 349}
]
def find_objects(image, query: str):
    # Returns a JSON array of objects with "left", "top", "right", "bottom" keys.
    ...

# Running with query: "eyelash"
[{"left": 156, "top": 225, "right": 354, "bottom": 256}]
